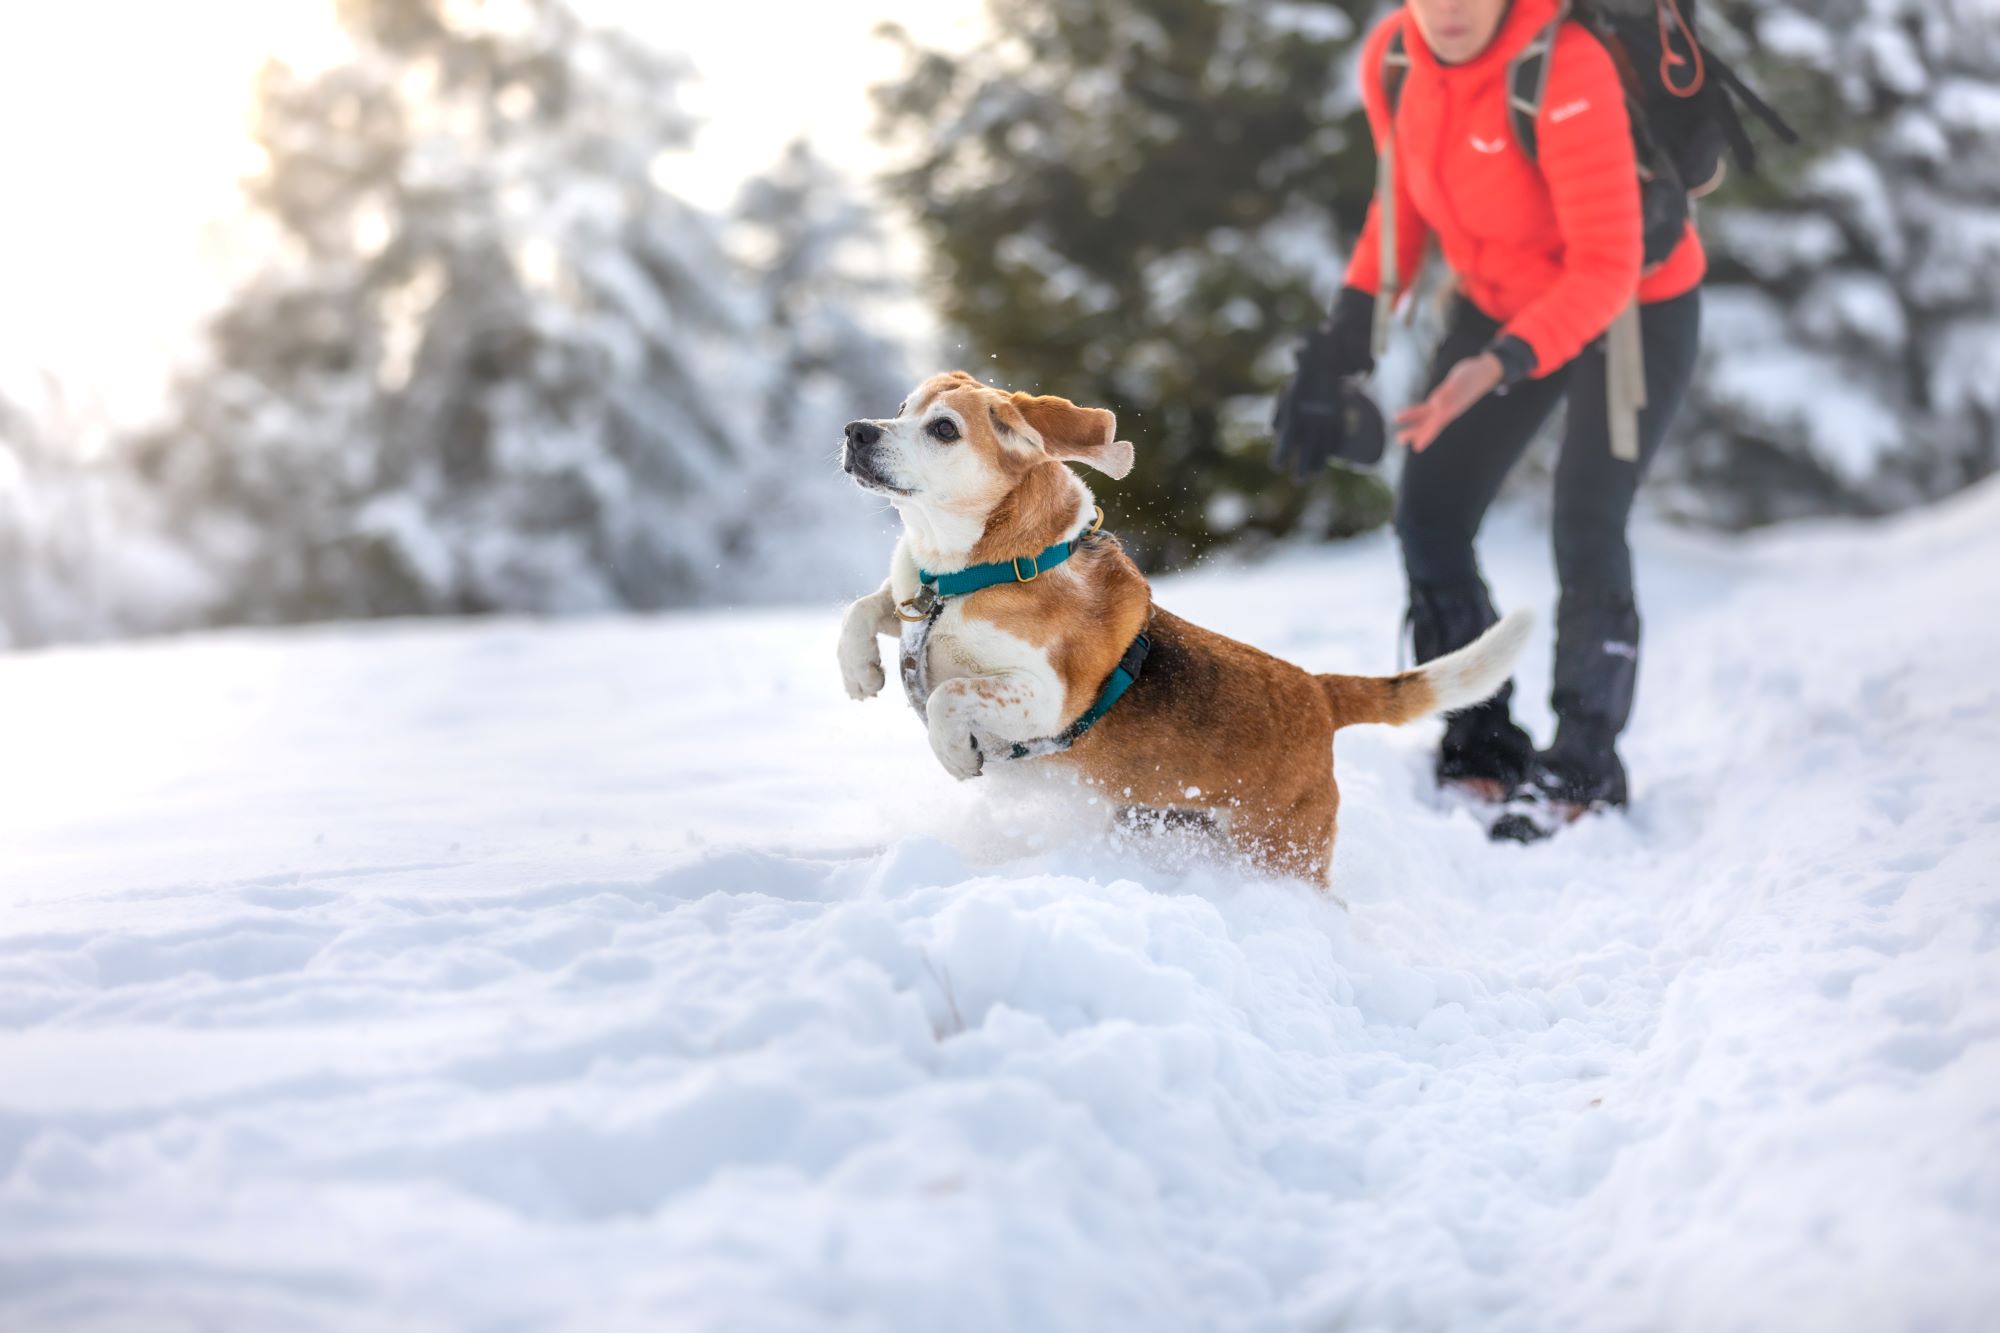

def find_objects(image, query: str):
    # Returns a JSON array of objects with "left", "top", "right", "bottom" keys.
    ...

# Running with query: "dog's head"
[{"left": 841, "top": 371, "right": 1134, "bottom": 558}]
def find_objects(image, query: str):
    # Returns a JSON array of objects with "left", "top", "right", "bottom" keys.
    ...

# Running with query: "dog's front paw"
[
  {"left": 837, "top": 595, "right": 893, "bottom": 700},
  {"left": 927, "top": 714, "right": 986, "bottom": 781},
  {"left": 840, "top": 644, "right": 886, "bottom": 700}
]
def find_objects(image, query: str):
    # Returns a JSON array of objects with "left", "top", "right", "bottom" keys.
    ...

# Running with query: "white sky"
[
  {"left": 597, "top": 0, "right": 986, "bottom": 209},
  {"left": 0, "top": 0, "right": 983, "bottom": 421}
]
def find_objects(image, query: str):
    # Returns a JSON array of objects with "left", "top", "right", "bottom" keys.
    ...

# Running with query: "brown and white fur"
[{"left": 837, "top": 371, "right": 1530, "bottom": 888}]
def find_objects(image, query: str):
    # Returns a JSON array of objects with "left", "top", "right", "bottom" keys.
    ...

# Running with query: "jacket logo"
[
  {"left": 1469, "top": 135, "right": 1507, "bottom": 154},
  {"left": 1549, "top": 98, "right": 1592, "bottom": 124}
]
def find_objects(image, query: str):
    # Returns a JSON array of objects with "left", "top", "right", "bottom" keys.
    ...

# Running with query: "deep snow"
[{"left": 2, "top": 489, "right": 1997, "bottom": 1332}]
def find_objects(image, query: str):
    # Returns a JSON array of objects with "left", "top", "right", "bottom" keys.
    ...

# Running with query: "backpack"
[{"left": 1382, "top": 0, "right": 1798, "bottom": 267}]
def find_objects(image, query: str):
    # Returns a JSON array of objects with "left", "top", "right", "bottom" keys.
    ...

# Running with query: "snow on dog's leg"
[
  {"left": 1227, "top": 787, "right": 1337, "bottom": 885},
  {"left": 838, "top": 580, "right": 898, "bottom": 700}
]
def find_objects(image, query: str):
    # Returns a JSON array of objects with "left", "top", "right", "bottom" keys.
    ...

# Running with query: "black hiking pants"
[{"left": 1397, "top": 286, "right": 1702, "bottom": 767}]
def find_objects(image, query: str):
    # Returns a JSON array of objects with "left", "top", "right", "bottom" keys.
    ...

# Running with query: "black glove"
[
  {"left": 1272, "top": 286, "right": 1386, "bottom": 478},
  {"left": 1487, "top": 333, "right": 1537, "bottom": 395}
]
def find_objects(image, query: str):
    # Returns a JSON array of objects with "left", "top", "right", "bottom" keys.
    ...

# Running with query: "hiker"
[{"left": 1272, "top": 0, "right": 1791, "bottom": 841}]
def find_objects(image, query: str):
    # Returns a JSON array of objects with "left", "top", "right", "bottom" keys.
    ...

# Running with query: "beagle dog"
[{"left": 837, "top": 371, "right": 1529, "bottom": 887}]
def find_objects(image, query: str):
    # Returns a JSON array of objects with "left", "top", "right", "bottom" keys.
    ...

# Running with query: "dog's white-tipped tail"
[
  {"left": 1318, "top": 609, "right": 1534, "bottom": 729},
  {"left": 1419, "top": 608, "right": 1534, "bottom": 716}
]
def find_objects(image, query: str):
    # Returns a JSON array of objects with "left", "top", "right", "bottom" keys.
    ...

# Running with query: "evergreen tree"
[
  {"left": 874, "top": 0, "right": 1392, "bottom": 570},
  {"left": 0, "top": 368, "right": 211, "bottom": 647},
  {"left": 137, "top": 0, "right": 902, "bottom": 625},
  {"left": 734, "top": 140, "right": 909, "bottom": 442},
  {"left": 726, "top": 139, "right": 911, "bottom": 593},
  {"left": 1657, "top": 0, "right": 2000, "bottom": 526}
]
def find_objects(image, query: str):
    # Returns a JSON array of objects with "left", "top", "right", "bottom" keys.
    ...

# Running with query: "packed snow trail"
[{"left": 1, "top": 492, "right": 1997, "bottom": 1332}]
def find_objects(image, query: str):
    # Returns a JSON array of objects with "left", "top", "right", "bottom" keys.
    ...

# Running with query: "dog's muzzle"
[{"left": 841, "top": 420, "right": 909, "bottom": 494}]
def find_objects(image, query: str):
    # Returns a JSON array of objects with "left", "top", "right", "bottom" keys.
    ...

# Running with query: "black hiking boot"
[
  {"left": 1550, "top": 592, "right": 1639, "bottom": 768},
  {"left": 1409, "top": 578, "right": 1534, "bottom": 798},
  {"left": 1487, "top": 786, "right": 1567, "bottom": 844},
  {"left": 1488, "top": 589, "right": 1641, "bottom": 841},
  {"left": 1533, "top": 720, "right": 1629, "bottom": 807},
  {"left": 1486, "top": 722, "right": 1627, "bottom": 843},
  {"left": 1437, "top": 703, "right": 1537, "bottom": 799}
]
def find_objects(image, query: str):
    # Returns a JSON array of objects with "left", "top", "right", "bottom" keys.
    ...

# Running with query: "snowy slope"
[{"left": 2, "top": 488, "right": 1997, "bottom": 1332}]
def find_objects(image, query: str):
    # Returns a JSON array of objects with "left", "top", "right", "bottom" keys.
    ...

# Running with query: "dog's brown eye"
[{"left": 928, "top": 418, "right": 961, "bottom": 442}]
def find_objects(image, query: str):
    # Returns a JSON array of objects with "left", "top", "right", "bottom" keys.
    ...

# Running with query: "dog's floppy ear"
[{"left": 1010, "top": 392, "right": 1135, "bottom": 479}]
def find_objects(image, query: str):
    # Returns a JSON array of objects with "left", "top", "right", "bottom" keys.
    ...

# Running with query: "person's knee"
[
  {"left": 1552, "top": 491, "right": 1634, "bottom": 590},
  {"left": 1397, "top": 506, "right": 1480, "bottom": 587},
  {"left": 1395, "top": 477, "right": 1484, "bottom": 582},
  {"left": 1392, "top": 491, "right": 1435, "bottom": 552}
]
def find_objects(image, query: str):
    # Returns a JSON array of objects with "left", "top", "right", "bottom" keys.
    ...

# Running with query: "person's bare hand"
[{"left": 1395, "top": 352, "right": 1505, "bottom": 452}]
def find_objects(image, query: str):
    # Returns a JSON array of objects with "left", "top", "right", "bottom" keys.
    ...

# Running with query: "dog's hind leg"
[{"left": 1228, "top": 787, "right": 1337, "bottom": 887}]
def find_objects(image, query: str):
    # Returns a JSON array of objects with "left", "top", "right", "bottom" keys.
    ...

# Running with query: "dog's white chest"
[
  {"left": 897, "top": 602, "right": 1063, "bottom": 740},
  {"left": 898, "top": 603, "right": 979, "bottom": 719}
]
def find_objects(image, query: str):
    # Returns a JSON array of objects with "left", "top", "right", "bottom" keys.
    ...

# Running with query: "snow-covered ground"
[{"left": 3, "top": 486, "right": 1997, "bottom": 1332}]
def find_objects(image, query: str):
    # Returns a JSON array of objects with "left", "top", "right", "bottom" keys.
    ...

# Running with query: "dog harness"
[{"left": 896, "top": 510, "right": 1151, "bottom": 762}]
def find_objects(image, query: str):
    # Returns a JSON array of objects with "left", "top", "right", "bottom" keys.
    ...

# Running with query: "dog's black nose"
[{"left": 845, "top": 420, "right": 882, "bottom": 447}]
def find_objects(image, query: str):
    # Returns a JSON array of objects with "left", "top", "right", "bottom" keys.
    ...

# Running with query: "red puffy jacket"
[{"left": 1344, "top": 0, "right": 1705, "bottom": 376}]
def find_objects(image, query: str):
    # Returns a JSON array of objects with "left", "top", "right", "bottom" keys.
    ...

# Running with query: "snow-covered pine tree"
[
  {"left": 727, "top": 139, "right": 909, "bottom": 591},
  {"left": 0, "top": 368, "right": 212, "bottom": 647},
  {"left": 1656, "top": 0, "right": 2000, "bottom": 527},
  {"left": 874, "top": 0, "right": 1393, "bottom": 569},
  {"left": 137, "top": 0, "right": 898, "bottom": 624},
  {"left": 734, "top": 141, "right": 909, "bottom": 447},
  {"left": 0, "top": 372, "right": 75, "bottom": 646}
]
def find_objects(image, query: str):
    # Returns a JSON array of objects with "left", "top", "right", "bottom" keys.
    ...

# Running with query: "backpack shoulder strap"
[
  {"left": 1706, "top": 50, "right": 1802, "bottom": 174},
  {"left": 1372, "top": 21, "right": 1415, "bottom": 361},
  {"left": 1507, "top": 1, "right": 1572, "bottom": 163},
  {"left": 1383, "top": 26, "right": 1411, "bottom": 116}
]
